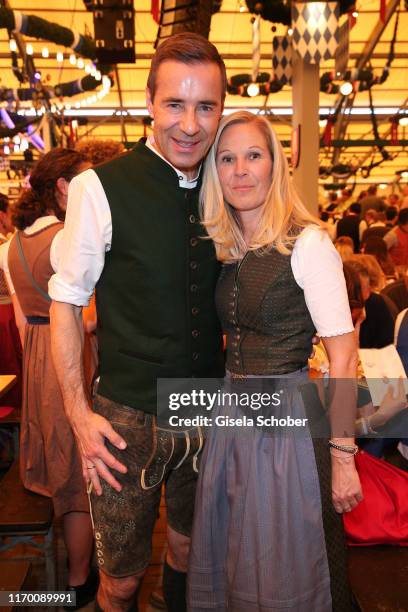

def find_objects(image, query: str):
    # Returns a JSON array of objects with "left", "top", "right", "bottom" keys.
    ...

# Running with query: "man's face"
[{"left": 146, "top": 60, "right": 223, "bottom": 179}]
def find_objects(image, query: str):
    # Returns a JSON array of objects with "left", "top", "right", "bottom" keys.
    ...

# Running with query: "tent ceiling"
[{"left": 1, "top": 0, "right": 408, "bottom": 186}]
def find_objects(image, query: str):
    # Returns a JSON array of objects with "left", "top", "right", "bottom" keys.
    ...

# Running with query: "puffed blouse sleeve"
[{"left": 290, "top": 225, "right": 354, "bottom": 337}]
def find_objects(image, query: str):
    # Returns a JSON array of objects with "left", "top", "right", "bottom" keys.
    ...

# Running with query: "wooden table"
[{"left": 0, "top": 376, "right": 16, "bottom": 400}]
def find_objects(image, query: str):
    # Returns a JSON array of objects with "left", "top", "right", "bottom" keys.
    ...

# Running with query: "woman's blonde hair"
[{"left": 200, "top": 111, "right": 320, "bottom": 262}]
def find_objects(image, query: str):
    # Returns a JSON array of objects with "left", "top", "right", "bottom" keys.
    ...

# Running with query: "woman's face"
[{"left": 216, "top": 122, "right": 273, "bottom": 216}]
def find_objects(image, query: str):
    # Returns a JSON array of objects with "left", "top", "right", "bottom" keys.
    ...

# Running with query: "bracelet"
[
  {"left": 328, "top": 440, "right": 359, "bottom": 455},
  {"left": 330, "top": 450, "right": 356, "bottom": 460}
]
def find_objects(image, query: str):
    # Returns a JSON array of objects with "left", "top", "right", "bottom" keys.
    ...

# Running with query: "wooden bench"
[
  {"left": 0, "top": 560, "right": 31, "bottom": 612},
  {"left": 348, "top": 546, "right": 408, "bottom": 611},
  {"left": 0, "top": 461, "right": 55, "bottom": 590}
]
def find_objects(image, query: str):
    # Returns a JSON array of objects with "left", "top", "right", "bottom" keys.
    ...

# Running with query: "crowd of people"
[{"left": 0, "top": 32, "right": 407, "bottom": 612}]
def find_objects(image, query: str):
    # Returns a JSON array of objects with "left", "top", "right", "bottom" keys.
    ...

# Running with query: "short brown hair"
[
  {"left": 147, "top": 33, "right": 227, "bottom": 101},
  {"left": 12, "top": 148, "right": 88, "bottom": 230}
]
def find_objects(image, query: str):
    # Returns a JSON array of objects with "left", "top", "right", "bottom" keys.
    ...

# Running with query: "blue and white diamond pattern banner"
[
  {"left": 292, "top": 1, "right": 340, "bottom": 64},
  {"left": 272, "top": 36, "right": 292, "bottom": 85}
]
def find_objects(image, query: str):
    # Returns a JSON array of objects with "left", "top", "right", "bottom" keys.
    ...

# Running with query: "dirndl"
[
  {"left": 187, "top": 370, "right": 352, "bottom": 612},
  {"left": 19, "top": 322, "right": 88, "bottom": 517}
]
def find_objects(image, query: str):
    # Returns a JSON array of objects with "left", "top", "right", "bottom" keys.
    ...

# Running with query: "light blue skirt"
[{"left": 187, "top": 370, "right": 336, "bottom": 612}]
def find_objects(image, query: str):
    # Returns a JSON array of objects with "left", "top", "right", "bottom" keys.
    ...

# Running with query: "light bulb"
[
  {"left": 9, "top": 39, "right": 17, "bottom": 52},
  {"left": 247, "top": 82, "right": 260, "bottom": 97},
  {"left": 42, "top": 47, "right": 49, "bottom": 58},
  {"left": 26, "top": 43, "right": 34, "bottom": 55},
  {"left": 69, "top": 54, "right": 77, "bottom": 65},
  {"left": 57, "top": 52, "right": 64, "bottom": 62},
  {"left": 340, "top": 81, "right": 353, "bottom": 96}
]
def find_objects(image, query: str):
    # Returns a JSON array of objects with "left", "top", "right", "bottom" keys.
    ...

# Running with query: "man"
[
  {"left": 49, "top": 34, "right": 226, "bottom": 612},
  {"left": 384, "top": 208, "right": 408, "bottom": 267},
  {"left": 359, "top": 184, "right": 385, "bottom": 215},
  {"left": 336, "top": 202, "right": 361, "bottom": 252}
]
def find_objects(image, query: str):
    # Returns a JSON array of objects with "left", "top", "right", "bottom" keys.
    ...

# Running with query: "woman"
[
  {"left": 346, "top": 255, "right": 396, "bottom": 348},
  {"left": 363, "top": 235, "right": 396, "bottom": 280},
  {"left": 187, "top": 112, "right": 362, "bottom": 611},
  {"left": 1, "top": 148, "right": 97, "bottom": 609}
]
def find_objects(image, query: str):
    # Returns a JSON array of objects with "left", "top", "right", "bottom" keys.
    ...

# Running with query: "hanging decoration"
[
  {"left": 227, "top": 73, "right": 283, "bottom": 97},
  {"left": 390, "top": 117, "right": 400, "bottom": 146},
  {"left": 151, "top": 0, "right": 161, "bottom": 24},
  {"left": 380, "top": 0, "right": 386, "bottom": 22},
  {"left": 0, "top": 7, "right": 112, "bottom": 104},
  {"left": 322, "top": 115, "right": 337, "bottom": 147},
  {"left": 291, "top": 1, "right": 340, "bottom": 64},
  {"left": 0, "top": 8, "right": 97, "bottom": 61},
  {"left": 335, "top": 18, "right": 350, "bottom": 76},
  {"left": 244, "top": 1, "right": 355, "bottom": 27},
  {"left": 272, "top": 35, "right": 292, "bottom": 85},
  {"left": 251, "top": 15, "right": 261, "bottom": 84}
]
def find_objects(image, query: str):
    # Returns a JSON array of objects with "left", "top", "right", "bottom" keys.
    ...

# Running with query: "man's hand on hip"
[{"left": 73, "top": 410, "right": 128, "bottom": 495}]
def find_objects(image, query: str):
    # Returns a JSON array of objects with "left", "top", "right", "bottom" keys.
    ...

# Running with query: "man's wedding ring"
[{"left": 87, "top": 465, "right": 96, "bottom": 470}]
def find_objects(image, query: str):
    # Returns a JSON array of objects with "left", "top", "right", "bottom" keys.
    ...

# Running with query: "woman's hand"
[
  {"left": 371, "top": 377, "right": 408, "bottom": 429},
  {"left": 331, "top": 454, "right": 363, "bottom": 513}
]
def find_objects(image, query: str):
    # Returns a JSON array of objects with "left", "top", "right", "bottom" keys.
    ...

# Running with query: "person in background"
[
  {"left": 400, "top": 185, "right": 408, "bottom": 210},
  {"left": 363, "top": 235, "right": 396, "bottom": 281},
  {"left": 360, "top": 185, "right": 385, "bottom": 215},
  {"left": 361, "top": 211, "right": 388, "bottom": 245},
  {"left": 346, "top": 256, "right": 395, "bottom": 348},
  {"left": 384, "top": 208, "right": 408, "bottom": 269},
  {"left": 0, "top": 193, "right": 22, "bottom": 409},
  {"left": 335, "top": 235, "right": 354, "bottom": 261},
  {"left": 336, "top": 202, "right": 361, "bottom": 252},
  {"left": 385, "top": 205, "right": 399, "bottom": 228},
  {"left": 1, "top": 149, "right": 97, "bottom": 610},
  {"left": 320, "top": 210, "right": 336, "bottom": 240},
  {"left": 359, "top": 208, "right": 377, "bottom": 243},
  {"left": 387, "top": 193, "right": 400, "bottom": 209},
  {"left": 75, "top": 138, "right": 125, "bottom": 166}
]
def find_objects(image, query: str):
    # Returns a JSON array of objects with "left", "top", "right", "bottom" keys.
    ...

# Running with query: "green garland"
[{"left": 245, "top": 1, "right": 356, "bottom": 26}]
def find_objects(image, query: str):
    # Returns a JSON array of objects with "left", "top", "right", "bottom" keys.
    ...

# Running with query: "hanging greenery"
[{"left": 244, "top": 1, "right": 356, "bottom": 26}]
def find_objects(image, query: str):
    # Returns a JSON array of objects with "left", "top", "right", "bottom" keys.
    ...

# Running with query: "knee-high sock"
[{"left": 163, "top": 561, "right": 186, "bottom": 612}]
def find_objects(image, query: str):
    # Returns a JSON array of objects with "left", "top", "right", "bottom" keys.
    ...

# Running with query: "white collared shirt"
[{"left": 49, "top": 141, "right": 201, "bottom": 306}]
